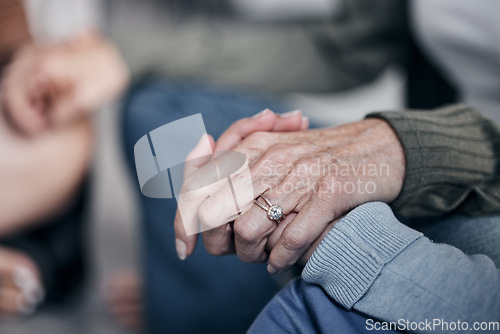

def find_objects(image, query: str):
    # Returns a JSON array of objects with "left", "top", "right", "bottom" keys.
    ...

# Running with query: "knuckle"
[
  {"left": 235, "top": 131, "right": 273, "bottom": 157},
  {"left": 236, "top": 239, "right": 267, "bottom": 263},
  {"left": 262, "top": 144, "right": 294, "bottom": 163},
  {"left": 280, "top": 228, "right": 306, "bottom": 252},
  {"left": 293, "top": 156, "right": 317, "bottom": 168},
  {"left": 234, "top": 221, "right": 260, "bottom": 243},
  {"left": 292, "top": 156, "right": 318, "bottom": 176},
  {"left": 201, "top": 225, "right": 234, "bottom": 256}
]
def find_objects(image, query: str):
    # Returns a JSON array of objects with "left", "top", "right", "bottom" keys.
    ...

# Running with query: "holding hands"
[
  {"left": 1, "top": 30, "right": 129, "bottom": 135},
  {"left": 175, "top": 110, "right": 405, "bottom": 273}
]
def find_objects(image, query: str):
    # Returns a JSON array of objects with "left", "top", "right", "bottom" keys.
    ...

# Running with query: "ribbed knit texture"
[
  {"left": 301, "top": 202, "right": 500, "bottom": 327},
  {"left": 302, "top": 202, "right": 422, "bottom": 309},
  {"left": 367, "top": 104, "right": 500, "bottom": 217}
]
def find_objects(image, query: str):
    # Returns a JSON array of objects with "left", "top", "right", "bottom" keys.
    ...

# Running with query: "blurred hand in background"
[
  {"left": 1, "top": 30, "right": 129, "bottom": 136},
  {"left": 0, "top": 246, "right": 44, "bottom": 318}
]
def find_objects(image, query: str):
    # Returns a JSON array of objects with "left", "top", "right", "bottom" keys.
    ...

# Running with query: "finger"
[
  {"left": 266, "top": 212, "right": 297, "bottom": 250},
  {"left": 195, "top": 145, "right": 262, "bottom": 258},
  {"left": 215, "top": 109, "right": 305, "bottom": 152},
  {"left": 201, "top": 223, "right": 235, "bottom": 256},
  {"left": 207, "top": 137, "right": 300, "bottom": 214},
  {"left": 268, "top": 199, "right": 339, "bottom": 273},
  {"left": 270, "top": 110, "right": 303, "bottom": 132},
  {"left": 174, "top": 209, "right": 199, "bottom": 261},
  {"left": 197, "top": 182, "right": 249, "bottom": 258},
  {"left": 215, "top": 109, "right": 276, "bottom": 152},
  {"left": 231, "top": 156, "right": 310, "bottom": 262},
  {"left": 233, "top": 188, "right": 299, "bottom": 263},
  {"left": 196, "top": 141, "right": 299, "bottom": 257},
  {"left": 1, "top": 58, "right": 52, "bottom": 135},
  {"left": 300, "top": 116, "right": 309, "bottom": 130},
  {"left": 46, "top": 73, "right": 98, "bottom": 129},
  {"left": 174, "top": 134, "right": 215, "bottom": 260},
  {"left": 1, "top": 81, "right": 47, "bottom": 135}
]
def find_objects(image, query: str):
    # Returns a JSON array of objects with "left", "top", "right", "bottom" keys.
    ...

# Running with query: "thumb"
[{"left": 174, "top": 210, "right": 198, "bottom": 261}]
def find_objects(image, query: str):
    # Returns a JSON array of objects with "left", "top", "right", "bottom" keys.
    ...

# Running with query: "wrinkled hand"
[
  {"left": 175, "top": 118, "right": 405, "bottom": 273},
  {"left": 1, "top": 30, "right": 129, "bottom": 135},
  {"left": 0, "top": 246, "right": 44, "bottom": 318},
  {"left": 173, "top": 109, "right": 308, "bottom": 258}
]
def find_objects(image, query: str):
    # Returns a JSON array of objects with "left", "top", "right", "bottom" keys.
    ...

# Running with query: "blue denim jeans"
[
  {"left": 121, "top": 79, "right": 289, "bottom": 334},
  {"left": 249, "top": 278, "right": 402, "bottom": 334}
]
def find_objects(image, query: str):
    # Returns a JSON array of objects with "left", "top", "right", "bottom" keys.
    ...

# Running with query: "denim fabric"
[
  {"left": 121, "top": 79, "right": 288, "bottom": 334},
  {"left": 249, "top": 278, "right": 402, "bottom": 334}
]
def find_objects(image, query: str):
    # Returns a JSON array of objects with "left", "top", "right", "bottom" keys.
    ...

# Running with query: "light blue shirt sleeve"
[{"left": 302, "top": 202, "right": 500, "bottom": 333}]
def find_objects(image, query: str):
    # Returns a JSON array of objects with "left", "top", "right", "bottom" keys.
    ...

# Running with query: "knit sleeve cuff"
[
  {"left": 301, "top": 202, "right": 422, "bottom": 309},
  {"left": 366, "top": 104, "right": 499, "bottom": 217}
]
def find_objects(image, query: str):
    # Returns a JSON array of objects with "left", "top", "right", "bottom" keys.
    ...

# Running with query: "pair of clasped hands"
[{"left": 174, "top": 109, "right": 406, "bottom": 274}]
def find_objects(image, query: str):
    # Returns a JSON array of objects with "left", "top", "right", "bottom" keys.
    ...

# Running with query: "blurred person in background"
[{"left": 0, "top": 0, "right": 127, "bottom": 320}]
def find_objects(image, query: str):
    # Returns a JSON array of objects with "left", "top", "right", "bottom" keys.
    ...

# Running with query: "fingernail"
[
  {"left": 302, "top": 116, "right": 309, "bottom": 123},
  {"left": 267, "top": 264, "right": 277, "bottom": 274},
  {"left": 252, "top": 108, "right": 271, "bottom": 118},
  {"left": 176, "top": 239, "right": 187, "bottom": 260},
  {"left": 280, "top": 109, "right": 302, "bottom": 118}
]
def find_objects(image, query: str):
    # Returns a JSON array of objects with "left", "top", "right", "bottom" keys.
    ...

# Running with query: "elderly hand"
[
  {"left": 174, "top": 118, "right": 405, "bottom": 273},
  {"left": 173, "top": 109, "right": 308, "bottom": 257},
  {"left": 0, "top": 246, "right": 44, "bottom": 318},
  {"left": 1, "top": 30, "right": 129, "bottom": 135}
]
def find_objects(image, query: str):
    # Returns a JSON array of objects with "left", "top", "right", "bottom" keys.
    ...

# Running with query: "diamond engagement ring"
[{"left": 254, "top": 193, "right": 286, "bottom": 223}]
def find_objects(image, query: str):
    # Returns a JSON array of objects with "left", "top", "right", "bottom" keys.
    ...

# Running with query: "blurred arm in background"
[
  {"left": 0, "top": 0, "right": 102, "bottom": 318},
  {"left": 4, "top": 0, "right": 403, "bottom": 129}
]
